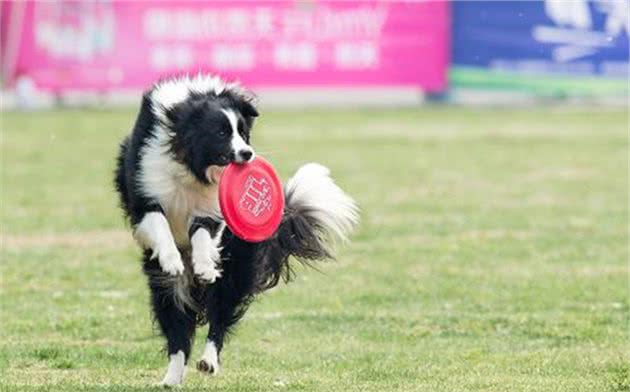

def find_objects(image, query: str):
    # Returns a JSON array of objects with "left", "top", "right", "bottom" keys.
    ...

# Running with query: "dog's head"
[{"left": 153, "top": 79, "right": 259, "bottom": 184}]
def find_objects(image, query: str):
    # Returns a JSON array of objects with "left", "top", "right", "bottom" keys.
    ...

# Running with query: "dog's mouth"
[{"left": 216, "top": 153, "right": 232, "bottom": 166}]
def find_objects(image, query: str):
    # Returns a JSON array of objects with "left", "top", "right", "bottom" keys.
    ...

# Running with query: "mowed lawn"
[{"left": 1, "top": 107, "right": 628, "bottom": 392}]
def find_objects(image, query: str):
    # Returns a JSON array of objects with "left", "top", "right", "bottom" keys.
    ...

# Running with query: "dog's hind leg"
[
  {"left": 197, "top": 283, "right": 248, "bottom": 376},
  {"left": 144, "top": 255, "right": 197, "bottom": 387},
  {"left": 197, "top": 236, "right": 257, "bottom": 375},
  {"left": 198, "top": 290, "right": 252, "bottom": 376}
]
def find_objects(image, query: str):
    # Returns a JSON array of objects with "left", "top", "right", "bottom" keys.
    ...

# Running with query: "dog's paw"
[
  {"left": 192, "top": 246, "right": 222, "bottom": 283},
  {"left": 158, "top": 351, "right": 185, "bottom": 388},
  {"left": 158, "top": 364, "right": 184, "bottom": 388},
  {"left": 197, "top": 341, "right": 220, "bottom": 376},
  {"left": 159, "top": 247, "right": 184, "bottom": 276},
  {"left": 196, "top": 358, "right": 220, "bottom": 376},
  {"left": 193, "top": 262, "right": 222, "bottom": 284}
]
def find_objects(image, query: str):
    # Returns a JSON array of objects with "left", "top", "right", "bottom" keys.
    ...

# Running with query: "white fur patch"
[
  {"left": 191, "top": 227, "right": 223, "bottom": 283},
  {"left": 221, "top": 109, "right": 254, "bottom": 163},
  {"left": 134, "top": 212, "right": 184, "bottom": 275},
  {"left": 151, "top": 74, "right": 226, "bottom": 123},
  {"left": 221, "top": 109, "right": 238, "bottom": 134},
  {"left": 285, "top": 163, "right": 359, "bottom": 246},
  {"left": 199, "top": 340, "right": 220, "bottom": 375},
  {"left": 138, "top": 123, "right": 221, "bottom": 247},
  {"left": 160, "top": 350, "right": 186, "bottom": 387}
]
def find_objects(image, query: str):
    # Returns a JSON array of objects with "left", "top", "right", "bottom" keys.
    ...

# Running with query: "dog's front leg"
[
  {"left": 189, "top": 217, "right": 224, "bottom": 283},
  {"left": 134, "top": 211, "right": 184, "bottom": 275}
]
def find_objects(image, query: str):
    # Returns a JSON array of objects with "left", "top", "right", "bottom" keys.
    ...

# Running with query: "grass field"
[{"left": 1, "top": 107, "right": 628, "bottom": 391}]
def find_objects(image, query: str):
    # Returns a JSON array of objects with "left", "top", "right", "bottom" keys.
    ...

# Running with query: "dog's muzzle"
[{"left": 232, "top": 148, "right": 255, "bottom": 164}]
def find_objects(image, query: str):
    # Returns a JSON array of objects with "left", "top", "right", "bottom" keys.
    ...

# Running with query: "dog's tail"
[{"left": 252, "top": 163, "right": 359, "bottom": 292}]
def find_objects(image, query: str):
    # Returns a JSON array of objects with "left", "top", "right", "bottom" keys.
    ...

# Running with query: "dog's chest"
[
  {"left": 138, "top": 134, "right": 222, "bottom": 246},
  {"left": 139, "top": 160, "right": 220, "bottom": 246},
  {"left": 158, "top": 183, "right": 219, "bottom": 247}
]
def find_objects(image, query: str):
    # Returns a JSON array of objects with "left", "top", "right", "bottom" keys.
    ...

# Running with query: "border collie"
[{"left": 114, "top": 74, "right": 358, "bottom": 387}]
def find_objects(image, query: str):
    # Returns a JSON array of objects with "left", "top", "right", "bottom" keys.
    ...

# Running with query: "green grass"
[{"left": 1, "top": 106, "right": 628, "bottom": 391}]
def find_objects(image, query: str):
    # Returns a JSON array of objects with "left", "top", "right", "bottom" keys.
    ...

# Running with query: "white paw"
[
  {"left": 158, "top": 350, "right": 185, "bottom": 387},
  {"left": 195, "top": 264, "right": 222, "bottom": 283},
  {"left": 197, "top": 341, "right": 220, "bottom": 376},
  {"left": 196, "top": 357, "right": 220, "bottom": 375},
  {"left": 192, "top": 246, "right": 222, "bottom": 283},
  {"left": 159, "top": 247, "right": 185, "bottom": 276}
]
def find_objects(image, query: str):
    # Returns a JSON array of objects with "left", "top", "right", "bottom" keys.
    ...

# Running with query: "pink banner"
[{"left": 1, "top": 1, "right": 449, "bottom": 92}]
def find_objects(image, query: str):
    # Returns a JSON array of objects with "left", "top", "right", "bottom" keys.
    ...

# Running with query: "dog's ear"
[
  {"left": 165, "top": 99, "right": 205, "bottom": 126},
  {"left": 239, "top": 100, "right": 259, "bottom": 118},
  {"left": 223, "top": 87, "right": 259, "bottom": 120},
  {"left": 234, "top": 94, "right": 258, "bottom": 131}
]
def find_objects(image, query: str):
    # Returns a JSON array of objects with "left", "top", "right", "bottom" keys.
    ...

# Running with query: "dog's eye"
[{"left": 218, "top": 130, "right": 227, "bottom": 138}]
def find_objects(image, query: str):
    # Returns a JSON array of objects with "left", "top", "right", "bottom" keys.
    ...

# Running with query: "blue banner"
[{"left": 452, "top": 0, "right": 628, "bottom": 94}]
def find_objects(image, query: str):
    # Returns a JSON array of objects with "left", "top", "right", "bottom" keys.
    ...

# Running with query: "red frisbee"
[{"left": 219, "top": 156, "right": 284, "bottom": 243}]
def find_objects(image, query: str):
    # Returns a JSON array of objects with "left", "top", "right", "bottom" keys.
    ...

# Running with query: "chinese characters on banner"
[{"left": 1, "top": 1, "right": 449, "bottom": 92}]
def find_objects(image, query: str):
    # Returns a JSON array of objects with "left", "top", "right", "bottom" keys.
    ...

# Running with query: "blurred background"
[
  {"left": 1, "top": 0, "right": 627, "bottom": 108},
  {"left": 1, "top": 1, "right": 628, "bottom": 391}
]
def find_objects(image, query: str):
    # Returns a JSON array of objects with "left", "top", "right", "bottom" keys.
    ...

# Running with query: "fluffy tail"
[{"left": 253, "top": 163, "right": 359, "bottom": 292}]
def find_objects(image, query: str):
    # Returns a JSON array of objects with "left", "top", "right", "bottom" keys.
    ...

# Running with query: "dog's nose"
[{"left": 238, "top": 150, "right": 253, "bottom": 162}]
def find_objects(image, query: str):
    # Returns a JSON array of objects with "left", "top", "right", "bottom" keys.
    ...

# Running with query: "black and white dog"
[{"left": 114, "top": 74, "right": 358, "bottom": 387}]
